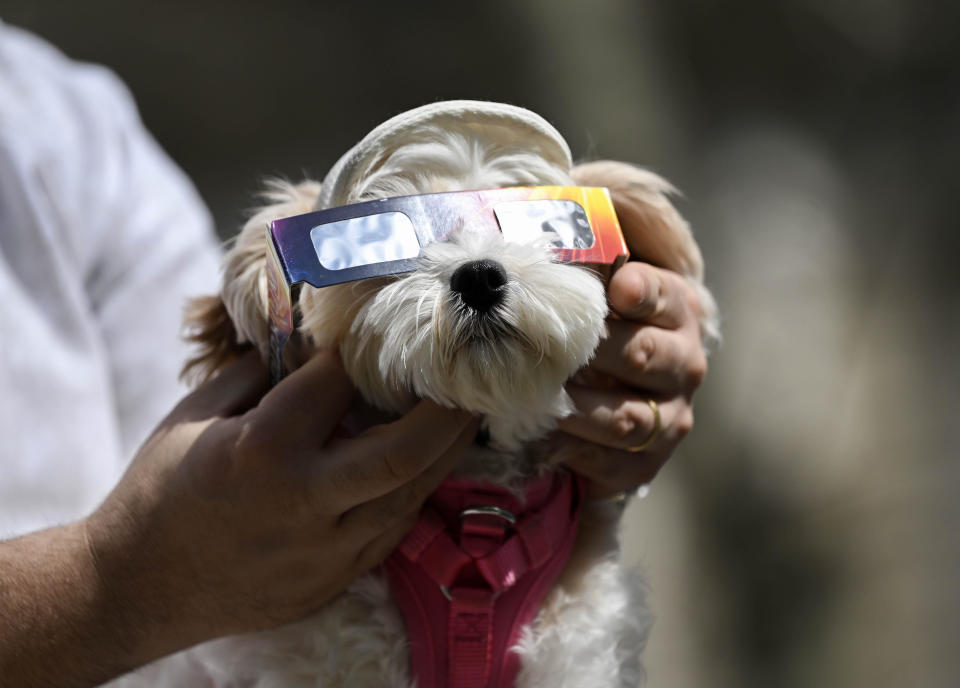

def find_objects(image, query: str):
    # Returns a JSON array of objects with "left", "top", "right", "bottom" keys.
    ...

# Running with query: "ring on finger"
[{"left": 627, "top": 399, "right": 661, "bottom": 453}]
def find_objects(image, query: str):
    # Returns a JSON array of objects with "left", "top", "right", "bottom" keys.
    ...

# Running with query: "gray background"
[{"left": 4, "top": 1, "right": 957, "bottom": 686}]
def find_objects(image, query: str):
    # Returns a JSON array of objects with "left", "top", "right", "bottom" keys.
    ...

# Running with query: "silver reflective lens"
[
  {"left": 310, "top": 212, "right": 421, "bottom": 270},
  {"left": 494, "top": 200, "right": 595, "bottom": 249}
]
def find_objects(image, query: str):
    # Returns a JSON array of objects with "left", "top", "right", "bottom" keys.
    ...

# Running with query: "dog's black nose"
[{"left": 450, "top": 259, "right": 508, "bottom": 313}]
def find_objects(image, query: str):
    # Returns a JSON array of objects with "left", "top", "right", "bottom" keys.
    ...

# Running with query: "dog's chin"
[
  {"left": 349, "top": 348, "right": 573, "bottom": 455},
  {"left": 339, "top": 388, "right": 537, "bottom": 486},
  {"left": 454, "top": 329, "right": 529, "bottom": 369}
]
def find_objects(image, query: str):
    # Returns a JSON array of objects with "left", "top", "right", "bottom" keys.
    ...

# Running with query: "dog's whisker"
[{"left": 414, "top": 292, "right": 432, "bottom": 340}]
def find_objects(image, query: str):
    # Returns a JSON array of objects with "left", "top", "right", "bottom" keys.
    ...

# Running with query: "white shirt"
[{"left": 0, "top": 23, "right": 221, "bottom": 537}]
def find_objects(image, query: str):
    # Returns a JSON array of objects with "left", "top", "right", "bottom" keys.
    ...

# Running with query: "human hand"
[
  {"left": 84, "top": 349, "right": 478, "bottom": 664},
  {"left": 557, "top": 262, "right": 708, "bottom": 498}
]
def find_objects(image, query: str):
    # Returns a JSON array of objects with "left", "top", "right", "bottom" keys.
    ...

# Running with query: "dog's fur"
[{"left": 113, "top": 113, "right": 715, "bottom": 687}]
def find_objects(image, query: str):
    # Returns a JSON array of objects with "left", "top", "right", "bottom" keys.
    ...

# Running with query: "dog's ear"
[
  {"left": 571, "top": 160, "right": 701, "bottom": 279},
  {"left": 181, "top": 295, "right": 249, "bottom": 383},
  {"left": 181, "top": 179, "right": 323, "bottom": 383},
  {"left": 571, "top": 160, "right": 720, "bottom": 347}
]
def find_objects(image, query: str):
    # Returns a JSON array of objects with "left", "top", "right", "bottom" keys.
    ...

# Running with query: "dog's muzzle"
[{"left": 450, "top": 259, "right": 507, "bottom": 314}]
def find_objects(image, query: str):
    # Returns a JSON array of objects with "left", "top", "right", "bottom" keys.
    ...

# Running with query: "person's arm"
[
  {"left": 0, "top": 351, "right": 478, "bottom": 688},
  {"left": 0, "top": 522, "right": 113, "bottom": 687}
]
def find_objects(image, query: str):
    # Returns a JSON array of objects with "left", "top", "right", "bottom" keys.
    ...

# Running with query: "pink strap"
[
  {"left": 449, "top": 587, "right": 496, "bottom": 688},
  {"left": 475, "top": 476, "right": 573, "bottom": 591},
  {"left": 385, "top": 470, "right": 584, "bottom": 688}
]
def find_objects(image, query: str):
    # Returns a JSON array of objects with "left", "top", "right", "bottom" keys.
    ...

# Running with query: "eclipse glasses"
[{"left": 265, "top": 186, "right": 628, "bottom": 383}]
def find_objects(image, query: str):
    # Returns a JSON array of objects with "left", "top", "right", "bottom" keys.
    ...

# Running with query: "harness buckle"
[
  {"left": 440, "top": 584, "right": 502, "bottom": 602},
  {"left": 458, "top": 505, "right": 516, "bottom": 525}
]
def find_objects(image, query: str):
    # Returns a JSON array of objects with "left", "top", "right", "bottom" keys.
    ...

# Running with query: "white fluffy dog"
[{"left": 110, "top": 101, "right": 713, "bottom": 687}]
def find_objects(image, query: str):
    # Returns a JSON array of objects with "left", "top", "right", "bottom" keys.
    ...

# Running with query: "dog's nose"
[{"left": 450, "top": 259, "right": 508, "bottom": 313}]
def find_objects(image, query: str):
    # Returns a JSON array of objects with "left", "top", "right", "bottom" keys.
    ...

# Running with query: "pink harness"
[{"left": 384, "top": 470, "right": 584, "bottom": 688}]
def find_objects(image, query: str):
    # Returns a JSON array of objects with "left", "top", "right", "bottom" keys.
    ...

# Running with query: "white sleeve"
[
  {"left": 69, "top": 68, "right": 224, "bottom": 458},
  {"left": 0, "top": 23, "right": 222, "bottom": 463}
]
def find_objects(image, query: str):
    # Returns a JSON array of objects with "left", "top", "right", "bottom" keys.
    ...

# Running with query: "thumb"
[{"left": 167, "top": 349, "right": 270, "bottom": 424}]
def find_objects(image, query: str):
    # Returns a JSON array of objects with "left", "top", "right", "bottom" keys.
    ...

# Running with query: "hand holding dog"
[
  {"left": 559, "top": 261, "right": 708, "bottom": 497},
  {"left": 1, "top": 349, "right": 477, "bottom": 688}
]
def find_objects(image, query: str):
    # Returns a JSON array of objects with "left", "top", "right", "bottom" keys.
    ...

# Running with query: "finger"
[
  {"left": 319, "top": 400, "right": 476, "bottom": 510},
  {"left": 559, "top": 385, "right": 689, "bottom": 451},
  {"left": 609, "top": 262, "right": 694, "bottom": 329},
  {"left": 350, "top": 511, "right": 420, "bottom": 574},
  {"left": 169, "top": 349, "right": 270, "bottom": 422},
  {"left": 282, "top": 332, "right": 321, "bottom": 372},
  {"left": 589, "top": 320, "right": 708, "bottom": 395},
  {"left": 339, "top": 418, "right": 479, "bottom": 539},
  {"left": 556, "top": 434, "right": 671, "bottom": 498},
  {"left": 253, "top": 348, "right": 356, "bottom": 446}
]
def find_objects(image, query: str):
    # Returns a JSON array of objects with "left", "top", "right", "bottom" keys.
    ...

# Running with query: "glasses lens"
[
  {"left": 494, "top": 199, "right": 595, "bottom": 250},
  {"left": 310, "top": 212, "right": 421, "bottom": 270}
]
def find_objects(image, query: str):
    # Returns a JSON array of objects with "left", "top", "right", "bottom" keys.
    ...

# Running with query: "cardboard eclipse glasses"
[{"left": 265, "top": 185, "right": 628, "bottom": 382}]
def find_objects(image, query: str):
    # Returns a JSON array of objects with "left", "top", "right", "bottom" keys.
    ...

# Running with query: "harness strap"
[
  {"left": 449, "top": 587, "right": 496, "bottom": 688},
  {"left": 385, "top": 470, "right": 583, "bottom": 688},
  {"left": 401, "top": 511, "right": 473, "bottom": 587}
]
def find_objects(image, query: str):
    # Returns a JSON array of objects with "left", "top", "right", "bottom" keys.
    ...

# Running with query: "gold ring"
[{"left": 627, "top": 399, "right": 661, "bottom": 452}]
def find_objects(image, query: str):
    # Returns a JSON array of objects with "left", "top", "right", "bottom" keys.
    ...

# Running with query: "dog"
[{"left": 111, "top": 101, "right": 714, "bottom": 687}]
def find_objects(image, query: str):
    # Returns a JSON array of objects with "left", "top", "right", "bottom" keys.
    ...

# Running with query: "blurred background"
[{"left": 4, "top": 1, "right": 956, "bottom": 685}]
